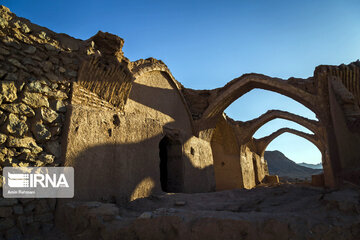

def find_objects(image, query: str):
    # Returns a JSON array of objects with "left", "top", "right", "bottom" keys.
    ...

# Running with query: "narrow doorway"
[
  {"left": 159, "top": 136, "right": 184, "bottom": 192},
  {"left": 253, "top": 155, "right": 260, "bottom": 184}
]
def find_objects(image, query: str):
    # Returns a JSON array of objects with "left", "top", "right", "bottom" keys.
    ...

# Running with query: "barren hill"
[
  {"left": 298, "top": 162, "right": 323, "bottom": 169},
  {"left": 265, "top": 150, "right": 322, "bottom": 180}
]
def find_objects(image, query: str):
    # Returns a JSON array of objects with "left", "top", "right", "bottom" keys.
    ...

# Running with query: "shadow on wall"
[
  {"left": 127, "top": 73, "right": 194, "bottom": 132},
  {"left": 130, "top": 80, "right": 186, "bottom": 120},
  {"left": 67, "top": 132, "right": 215, "bottom": 205},
  {"left": 62, "top": 70, "right": 215, "bottom": 204}
]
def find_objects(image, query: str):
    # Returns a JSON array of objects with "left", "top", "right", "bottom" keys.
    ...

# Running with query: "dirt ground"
[{"left": 53, "top": 183, "right": 360, "bottom": 240}]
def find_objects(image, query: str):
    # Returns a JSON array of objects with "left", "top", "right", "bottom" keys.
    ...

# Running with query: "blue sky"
[{"left": 4, "top": 0, "right": 360, "bottom": 164}]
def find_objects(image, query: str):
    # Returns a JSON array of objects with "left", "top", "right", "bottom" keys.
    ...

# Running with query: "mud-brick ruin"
[{"left": 0, "top": 5, "right": 360, "bottom": 240}]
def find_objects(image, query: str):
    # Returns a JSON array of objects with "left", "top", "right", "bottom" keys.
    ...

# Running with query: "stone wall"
[
  {"left": 0, "top": 198, "right": 56, "bottom": 239},
  {"left": 0, "top": 5, "right": 73, "bottom": 171},
  {"left": 0, "top": 5, "right": 76, "bottom": 239}
]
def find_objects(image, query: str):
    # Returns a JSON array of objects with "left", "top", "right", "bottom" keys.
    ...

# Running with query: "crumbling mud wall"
[
  {"left": 183, "top": 60, "right": 360, "bottom": 188},
  {"left": 210, "top": 115, "right": 269, "bottom": 190},
  {"left": 210, "top": 115, "right": 243, "bottom": 190},
  {"left": 318, "top": 63, "right": 360, "bottom": 185},
  {"left": 63, "top": 68, "right": 215, "bottom": 203}
]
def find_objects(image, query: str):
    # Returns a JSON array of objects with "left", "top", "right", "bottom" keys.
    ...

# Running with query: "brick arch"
[
  {"left": 237, "top": 110, "right": 325, "bottom": 145},
  {"left": 253, "top": 127, "right": 323, "bottom": 158},
  {"left": 252, "top": 127, "right": 332, "bottom": 185},
  {"left": 202, "top": 73, "right": 322, "bottom": 122}
]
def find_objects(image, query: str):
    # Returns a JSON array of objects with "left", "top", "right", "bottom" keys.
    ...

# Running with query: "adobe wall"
[
  {"left": 125, "top": 70, "right": 214, "bottom": 193},
  {"left": 329, "top": 89, "right": 360, "bottom": 182},
  {"left": 210, "top": 115, "right": 268, "bottom": 190},
  {"left": 315, "top": 64, "right": 360, "bottom": 185},
  {"left": 182, "top": 135, "right": 215, "bottom": 192},
  {"left": 328, "top": 75, "right": 360, "bottom": 184},
  {"left": 125, "top": 71, "right": 193, "bottom": 132},
  {"left": 210, "top": 115, "right": 243, "bottom": 190},
  {"left": 240, "top": 146, "right": 257, "bottom": 189},
  {"left": 252, "top": 151, "right": 268, "bottom": 184},
  {"left": 63, "top": 100, "right": 163, "bottom": 202},
  {"left": 62, "top": 70, "right": 215, "bottom": 202}
]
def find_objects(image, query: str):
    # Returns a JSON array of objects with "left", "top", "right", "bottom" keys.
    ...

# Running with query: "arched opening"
[
  {"left": 203, "top": 74, "right": 321, "bottom": 121},
  {"left": 159, "top": 136, "right": 184, "bottom": 193},
  {"left": 253, "top": 119, "right": 314, "bottom": 137},
  {"left": 225, "top": 89, "right": 317, "bottom": 121},
  {"left": 265, "top": 131, "right": 321, "bottom": 164},
  {"left": 263, "top": 133, "right": 323, "bottom": 182},
  {"left": 252, "top": 120, "right": 322, "bottom": 165},
  {"left": 203, "top": 78, "right": 337, "bottom": 187},
  {"left": 208, "top": 87, "right": 327, "bottom": 189},
  {"left": 224, "top": 89, "right": 321, "bottom": 168}
]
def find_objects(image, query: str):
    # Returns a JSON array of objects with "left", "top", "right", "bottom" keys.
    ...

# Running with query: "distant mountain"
[
  {"left": 264, "top": 150, "right": 323, "bottom": 180},
  {"left": 298, "top": 162, "right": 323, "bottom": 169}
]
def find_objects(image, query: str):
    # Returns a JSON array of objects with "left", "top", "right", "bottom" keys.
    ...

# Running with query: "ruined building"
[{"left": 0, "top": 5, "right": 360, "bottom": 238}]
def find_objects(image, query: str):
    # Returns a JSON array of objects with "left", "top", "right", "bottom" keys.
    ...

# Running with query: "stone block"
[
  {"left": 263, "top": 175, "right": 280, "bottom": 184},
  {"left": 5, "top": 226, "right": 22, "bottom": 240},
  {"left": 12, "top": 205, "right": 23, "bottom": 215},
  {"left": 0, "top": 199, "right": 18, "bottom": 207},
  {"left": 0, "top": 207, "right": 13, "bottom": 218},
  {"left": 0, "top": 218, "right": 15, "bottom": 231},
  {"left": 311, "top": 174, "right": 324, "bottom": 187}
]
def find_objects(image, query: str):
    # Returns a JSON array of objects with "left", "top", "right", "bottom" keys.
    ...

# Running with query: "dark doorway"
[
  {"left": 159, "top": 136, "right": 184, "bottom": 192},
  {"left": 253, "top": 155, "right": 260, "bottom": 184}
]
